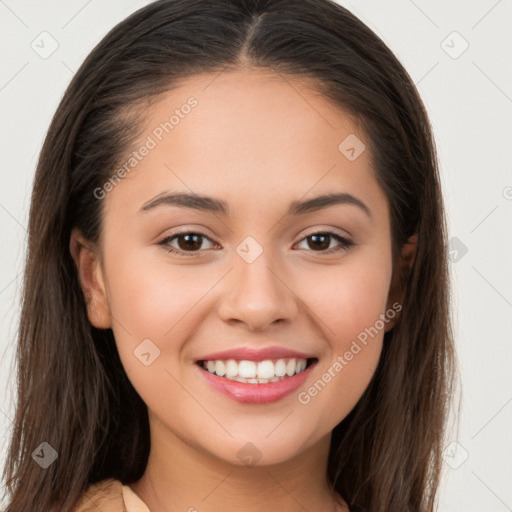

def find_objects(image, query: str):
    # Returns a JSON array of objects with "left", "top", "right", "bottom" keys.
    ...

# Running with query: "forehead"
[{"left": 104, "top": 68, "right": 386, "bottom": 220}]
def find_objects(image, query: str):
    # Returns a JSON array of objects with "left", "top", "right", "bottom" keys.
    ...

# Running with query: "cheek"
[
  {"left": 294, "top": 256, "right": 391, "bottom": 422},
  {"left": 100, "top": 246, "right": 222, "bottom": 402},
  {"left": 301, "top": 254, "right": 392, "bottom": 344},
  {"left": 104, "top": 251, "right": 211, "bottom": 341},
  {"left": 102, "top": 254, "right": 212, "bottom": 416}
]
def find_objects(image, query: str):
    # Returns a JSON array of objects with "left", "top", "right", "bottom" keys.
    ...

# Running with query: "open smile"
[{"left": 196, "top": 355, "right": 318, "bottom": 403}]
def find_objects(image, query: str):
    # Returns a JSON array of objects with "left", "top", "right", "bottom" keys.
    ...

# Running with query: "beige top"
[
  {"left": 74, "top": 478, "right": 150, "bottom": 511},
  {"left": 122, "top": 483, "right": 151, "bottom": 512}
]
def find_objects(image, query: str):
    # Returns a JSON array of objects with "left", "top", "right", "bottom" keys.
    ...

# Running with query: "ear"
[
  {"left": 69, "top": 228, "right": 112, "bottom": 329},
  {"left": 385, "top": 234, "right": 418, "bottom": 331}
]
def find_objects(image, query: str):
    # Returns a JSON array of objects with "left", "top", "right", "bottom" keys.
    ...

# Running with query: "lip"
[
  {"left": 196, "top": 346, "right": 315, "bottom": 362},
  {"left": 196, "top": 358, "right": 317, "bottom": 404}
]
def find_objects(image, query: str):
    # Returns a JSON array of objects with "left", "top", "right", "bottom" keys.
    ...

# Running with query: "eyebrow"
[{"left": 140, "top": 191, "right": 371, "bottom": 218}]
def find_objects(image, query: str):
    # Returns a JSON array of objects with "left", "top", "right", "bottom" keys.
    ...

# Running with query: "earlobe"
[
  {"left": 385, "top": 234, "right": 418, "bottom": 331},
  {"left": 69, "top": 228, "right": 112, "bottom": 329}
]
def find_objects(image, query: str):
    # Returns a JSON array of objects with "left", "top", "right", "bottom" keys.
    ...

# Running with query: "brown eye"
[
  {"left": 175, "top": 233, "right": 203, "bottom": 251},
  {"left": 158, "top": 232, "right": 217, "bottom": 255},
  {"left": 307, "top": 234, "right": 331, "bottom": 251},
  {"left": 296, "top": 232, "right": 354, "bottom": 254}
]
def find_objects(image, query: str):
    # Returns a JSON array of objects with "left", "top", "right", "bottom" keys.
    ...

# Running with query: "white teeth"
[
  {"left": 225, "top": 359, "right": 238, "bottom": 378},
  {"left": 257, "top": 360, "right": 275, "bottom": 379},
  {"left": 286, "top": 359, "right": 296, "bottom": 376},
  {"left": 215, "top": 360, "right": 226, "bottom": 377},
  {"left": 201, "top": 357, "right": 310, "bottom": 383},
  {"left": 275, "top": 359, "right": 287, "bottom": 377},
  {"left": 238, "top": 360, "right": 257, "bottom": 379},
  {"left": 296, "top": 359, "right": 307, "bottom": 373}
]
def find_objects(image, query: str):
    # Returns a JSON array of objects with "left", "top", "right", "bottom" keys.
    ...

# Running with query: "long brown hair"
[{"left": 2, "top": 1, "right": 458, "bottom": 510}]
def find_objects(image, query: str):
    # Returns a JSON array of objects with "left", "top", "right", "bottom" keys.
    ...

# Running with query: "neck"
[{"left": 129, "top": 414, "right": 347, "bottom": 512}]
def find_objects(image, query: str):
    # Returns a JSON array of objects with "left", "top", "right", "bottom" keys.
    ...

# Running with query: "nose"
[{"left": 216, "top": 247, "right": 299, "bottom": 332}]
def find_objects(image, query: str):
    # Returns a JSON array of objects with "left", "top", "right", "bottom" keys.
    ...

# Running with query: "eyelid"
[
  {"left": 298, "top": 225, "right": 353, "bottom": 240},
  {"left": 156, "top": 225, "right": 216, "bottom": 244}
]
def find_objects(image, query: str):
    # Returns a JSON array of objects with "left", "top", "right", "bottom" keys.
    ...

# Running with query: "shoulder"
[{"left": 72, "top": 478, "right": 125, "bottom": 512}]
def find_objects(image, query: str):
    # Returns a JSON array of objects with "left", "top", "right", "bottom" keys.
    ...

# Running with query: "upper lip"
[{"left": 197, "top": 346, "right": 316, "bottom": 362}]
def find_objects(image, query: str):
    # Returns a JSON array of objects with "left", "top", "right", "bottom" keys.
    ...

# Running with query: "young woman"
[{"left": 2, "top": 0, "right": 457, "bottom": 511}]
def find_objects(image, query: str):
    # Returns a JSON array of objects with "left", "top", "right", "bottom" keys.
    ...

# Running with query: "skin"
[{"left": 71, "top": 68, "right": 416, "bottom": 512}]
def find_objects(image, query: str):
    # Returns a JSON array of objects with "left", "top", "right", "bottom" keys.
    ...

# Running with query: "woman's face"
[{"left": 80, "top": 69, "right": 399, "bottom": 466}]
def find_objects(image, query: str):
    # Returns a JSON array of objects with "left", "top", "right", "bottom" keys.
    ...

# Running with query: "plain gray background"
[{"left": 1, "top": 1, "right": 511, "bottom": 510}]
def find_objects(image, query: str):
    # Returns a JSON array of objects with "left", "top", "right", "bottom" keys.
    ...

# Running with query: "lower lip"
[{"left": 197, "top": 362, "right": 316, "bottom": 404}]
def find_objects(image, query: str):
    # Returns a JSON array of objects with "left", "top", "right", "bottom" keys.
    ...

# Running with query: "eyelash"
[{"left": 157, "top": 229, "right": 354, "bottom": 257}]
